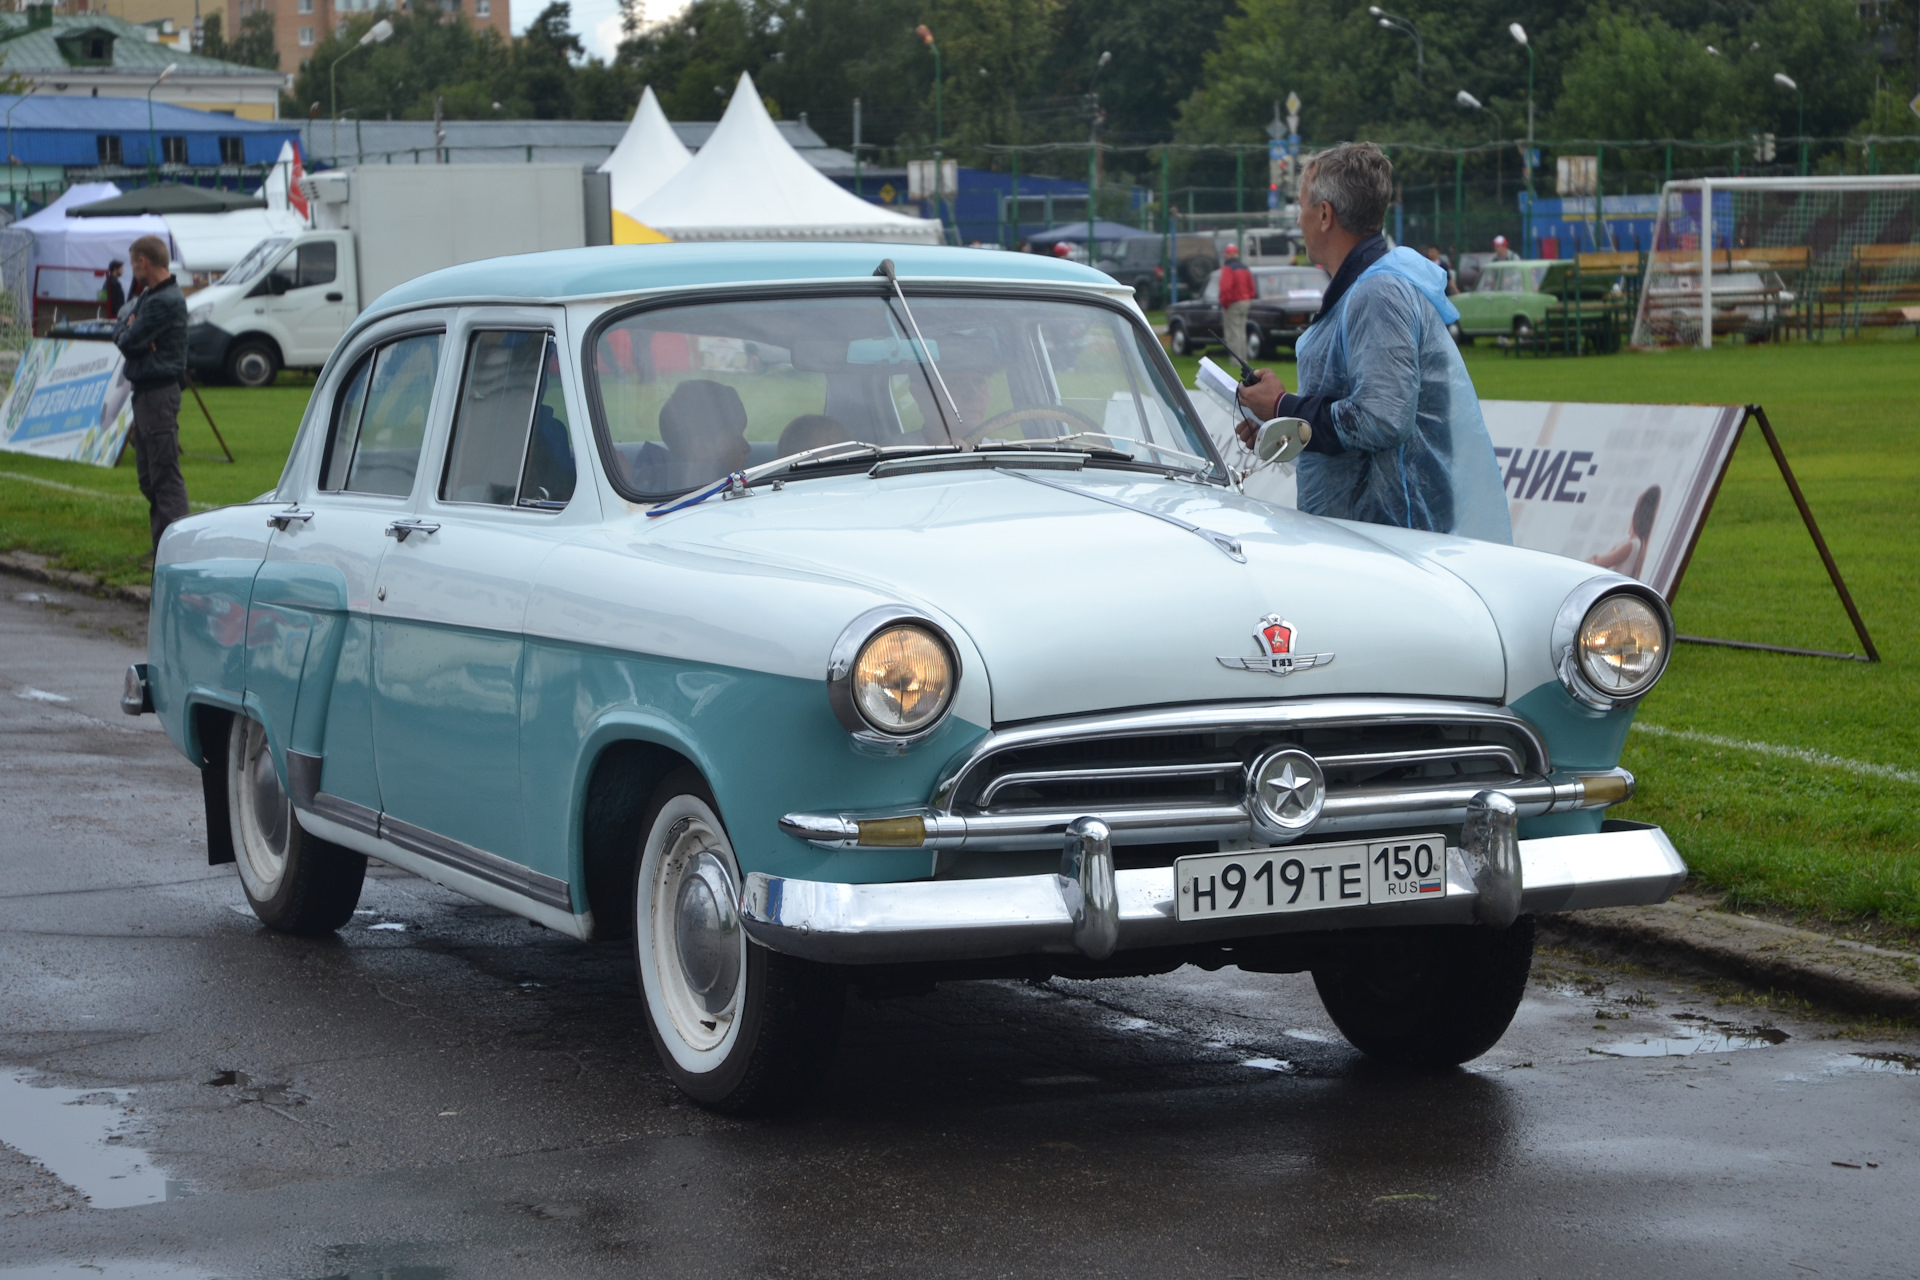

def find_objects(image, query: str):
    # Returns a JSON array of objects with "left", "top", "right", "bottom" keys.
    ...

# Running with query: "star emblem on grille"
[{"left": 1264, "top": 762, "right": 1316, "bottom": 818}]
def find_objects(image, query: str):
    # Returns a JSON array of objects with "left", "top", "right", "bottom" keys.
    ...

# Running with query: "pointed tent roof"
[
  {"left": 599, "top": 86, "right": 692, "bottom": 218},
  {"left": 630, "top": 74, "right": 941, "bottom": 246}
]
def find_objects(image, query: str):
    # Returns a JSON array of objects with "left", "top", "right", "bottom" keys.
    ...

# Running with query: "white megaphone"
[{"left": 1253, "top": 415, "right": 1312, "bottom": 465}]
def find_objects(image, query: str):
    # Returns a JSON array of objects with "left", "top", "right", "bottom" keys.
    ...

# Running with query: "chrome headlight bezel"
[
  {"left": 1551, "top": 578, "right": 1673, "bottom": 711},
  {"left": 826, "top": 605, "right": 960, "bottom": 747}
]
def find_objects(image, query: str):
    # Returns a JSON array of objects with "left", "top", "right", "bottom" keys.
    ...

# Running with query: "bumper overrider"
[{"left": 746, "top": 699, "right": 1686, "bottom": 965}]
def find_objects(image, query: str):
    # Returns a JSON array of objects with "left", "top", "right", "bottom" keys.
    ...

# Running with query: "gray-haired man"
[{"left": 1237, "top": 143, "right": 1510, "bottom": 543}]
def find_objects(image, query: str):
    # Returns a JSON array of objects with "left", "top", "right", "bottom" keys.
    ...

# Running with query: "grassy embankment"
[{"left": 2, "top": 342, "right": 1915, "bottom": 935}]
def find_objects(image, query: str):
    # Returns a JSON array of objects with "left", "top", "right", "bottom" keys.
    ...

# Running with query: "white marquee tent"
[
  {"left": 14, "top": 183, "right": 172, "bottom": 309},
  {"left": 599, "top": 86, "right": 691, "bottom": 243},
  {"left": 628, "top": 74, "right": 941, "bottom": 245}
]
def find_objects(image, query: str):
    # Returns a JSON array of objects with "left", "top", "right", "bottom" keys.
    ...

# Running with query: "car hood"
[{"left": 637, "top": 467, "right": 1508, "bottom": 723}]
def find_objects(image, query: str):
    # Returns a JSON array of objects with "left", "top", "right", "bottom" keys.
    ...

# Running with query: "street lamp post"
[
  {"left": 1773, "top": 72, "right": 1805, "bottom": 175},
  {"left": 332, "top": 18, "right": 394, "bottom": 166},
  {"left": 145, "top": 63, "right": 176, "bottom": 183},
  {"left": 1368, "top": 6, "right": 1423, "bottom": 81},
  {"left": 1509, "top": 23, "right": 1534, "bottom": 254},
  {"left": 1456, "top": 90, "right": 1507, "bottom": 259},
  {"left": 915, "top": 24, "right": 945, "bottom": 240},
  {"left": 6, "top": 82, "right": 38, "bottom": 215}
]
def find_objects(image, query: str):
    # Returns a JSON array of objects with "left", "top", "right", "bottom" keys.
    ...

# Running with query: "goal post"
[{"left": 1631, "top": 174, "right": 1920, "bottom": 349}]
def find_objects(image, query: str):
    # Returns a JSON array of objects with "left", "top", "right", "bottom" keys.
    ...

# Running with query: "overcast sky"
[{"left": 513, "top": 0, "right": 689, "bottom": 63}]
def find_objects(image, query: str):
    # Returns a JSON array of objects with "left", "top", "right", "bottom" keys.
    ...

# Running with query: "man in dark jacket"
[{"left": 113, "top": 235, "right": 189, "bottom": 551}]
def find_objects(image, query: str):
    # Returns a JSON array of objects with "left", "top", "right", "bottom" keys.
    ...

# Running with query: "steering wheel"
[{"left": 962, "top": 403, "right": 1106, "bottom": 443}]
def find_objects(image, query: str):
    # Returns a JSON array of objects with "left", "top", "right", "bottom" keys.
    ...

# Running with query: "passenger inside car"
[
  {"left": 777, "top": 413, "right": 855, "bottom": 457},
  {"left": 654, "top": 379, "right": 751, "bottom": 489}
]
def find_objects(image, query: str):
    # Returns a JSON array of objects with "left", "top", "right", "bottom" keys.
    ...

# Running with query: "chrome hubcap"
[{"left": 674, "top": 852, "right": 742, "bottom": 1015}]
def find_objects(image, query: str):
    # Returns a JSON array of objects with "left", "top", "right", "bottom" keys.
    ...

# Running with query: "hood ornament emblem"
[{"left": 1218, "top": 614, "right": 1335, "bottom": 676}]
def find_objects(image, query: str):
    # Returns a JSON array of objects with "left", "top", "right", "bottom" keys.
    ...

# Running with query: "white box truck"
[{"left": 186, "top": 164, "right": 612, "bottom": 387}]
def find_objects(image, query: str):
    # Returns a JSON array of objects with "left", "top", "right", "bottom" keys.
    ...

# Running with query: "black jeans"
[{"left": 131, "top": 383, "right": 188, "bottom": 551}]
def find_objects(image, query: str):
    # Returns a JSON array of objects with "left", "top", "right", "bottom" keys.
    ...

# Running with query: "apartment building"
[{"left": 232, "top": 0, "right": 510, "bottom": 82}]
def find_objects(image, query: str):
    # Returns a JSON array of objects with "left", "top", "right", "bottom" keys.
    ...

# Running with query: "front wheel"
[
  {"left": 228, "top": 715, "right": 365, "bottom": 935},
  {"left": 226, "top": 338, "right": 280, "bottom": 389},
  {"left": 1311, "top": 918, "right": 1534, "bottom": 1068},
  {"left": 1244, "top": 324, "right": 1266, "bottom": 361},
  {"left": 1168, "top": 320, "right": 1193, "bottom": 356},
  {"left": 632, "top": 769, "right": 844, "bottom": 1114}
]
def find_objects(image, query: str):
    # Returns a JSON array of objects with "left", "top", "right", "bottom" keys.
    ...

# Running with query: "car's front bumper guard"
[
  {"left": 777, "top": 768, "right": 1633, "bottom": 853},
  {"left": 741, "top": 802, "right": 1685, "bottom": 966}
]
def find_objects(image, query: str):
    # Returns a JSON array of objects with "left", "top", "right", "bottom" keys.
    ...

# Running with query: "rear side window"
[
  {"left": 440, "top": 330, "right": 575, "bottom": 509},
  {"left": 317, "top": 332, "right": 442, "bottom": 496}
]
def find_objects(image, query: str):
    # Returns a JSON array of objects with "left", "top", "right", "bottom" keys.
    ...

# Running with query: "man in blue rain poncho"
[{"left": 1237, "top": 143, "right": 1512, "bottom": 544}]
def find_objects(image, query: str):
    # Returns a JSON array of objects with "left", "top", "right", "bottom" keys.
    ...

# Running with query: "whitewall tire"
[
  {"left": 227, "top": 714, "right": 364, "bottom": 935},
  {"left": 632, "top": 768, "right": 844, "bottom": 1113}
]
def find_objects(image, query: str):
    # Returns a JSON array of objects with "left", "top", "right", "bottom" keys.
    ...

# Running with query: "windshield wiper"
[
  {"left": 972, "top": 439, "right": 1136, "bottom": 464},
  {"left": 874, "top": 258, "right": 964, "bottom": 441},
  {"left": 644, "top": 442, "right": 963, "bottom": 518},
  {"left": 1047, "top": 431, "right": 1216, "bottom": 474}
]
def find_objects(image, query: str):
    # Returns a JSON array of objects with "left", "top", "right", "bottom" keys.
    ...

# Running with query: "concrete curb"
[
  {"left": 0, "top": 552, "right": 151, "bottom": 608},
  {"left": 1541, "top": 894, "right": 1920, "bottom": 1021}
]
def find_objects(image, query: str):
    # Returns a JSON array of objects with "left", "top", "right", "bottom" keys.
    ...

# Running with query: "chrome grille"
[{"left": 939, "top": 703, "right": 1548, "bottom": 822}]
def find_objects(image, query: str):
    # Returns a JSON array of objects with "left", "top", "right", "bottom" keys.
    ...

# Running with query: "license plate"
[{"left": 1174, "top": 834, "right": 1448, "bottom": 922}]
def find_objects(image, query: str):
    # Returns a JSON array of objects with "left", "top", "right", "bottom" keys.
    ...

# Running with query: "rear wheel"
[
  {"left": 1510, "top": 316, "right": 1535, "bottom": 346},
  {"left": 1168, "top": 320, "right": 1193, "bottom": 356},
  {"left": 632, "top": 768, "right": 844, "bottom": 1114},
  {"left": 226, "top": 338, "right": 280, "bottom": 389},
  {"left": 228, "top": 715, "right": 365, "bottom": 935},
  {"left": 1244, "top": 324, "right": 1267, "bottom": 361},
  {"left": 1311, "top": 918, "right": 1534, "bottom": 1068}
]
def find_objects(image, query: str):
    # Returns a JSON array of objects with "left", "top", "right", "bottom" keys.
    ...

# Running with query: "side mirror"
[{"left": 1253, "top": 416, "right": 1312, "bottom": 465}]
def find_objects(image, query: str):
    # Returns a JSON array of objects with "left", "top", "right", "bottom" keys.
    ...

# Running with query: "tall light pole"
[
  {"left": 145, "top": 63, "right": 176, "bottom": 182},
  {"left": 914, "top": 24, "right": 945, "bottom": 239},
  {"left": 1773, "top": 72, "right": 1805, "bottom": 175},
  {"left": 1085, "top": 49, "right": 1111, "bottom": 265},
  {"left": 332, "top": 18, "right": 394, "bottom": 165},
  {"left": 1456, "top": 89, "right": 1508, "bottom": 255},
  {"left": 6, "top": 82, "right": 38, "bottom": 214},
  {"left": 1509, "top": 22, "right": 1534, "bottom": 254},
  {"left": 1368, "top": 6, "right": 1423, "bottom": 81}
]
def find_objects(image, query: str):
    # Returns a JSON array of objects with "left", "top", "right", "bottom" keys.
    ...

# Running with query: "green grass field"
[{"left": 3, "top": 340, "right": 1915, "bottom": 935}]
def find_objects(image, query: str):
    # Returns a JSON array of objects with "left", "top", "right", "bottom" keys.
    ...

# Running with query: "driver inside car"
[{"left": 905, "top": 366, "right": 996, "bottom": 446}]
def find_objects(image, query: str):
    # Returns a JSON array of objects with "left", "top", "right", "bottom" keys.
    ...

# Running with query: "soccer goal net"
[{"left": 1631, "top": 175, "right": 1920, "bottom": 349}]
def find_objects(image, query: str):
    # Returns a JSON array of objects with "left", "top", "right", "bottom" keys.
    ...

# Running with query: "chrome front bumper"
[{"left": 740, "top": 821, "right": 1686, "bottom": 965}]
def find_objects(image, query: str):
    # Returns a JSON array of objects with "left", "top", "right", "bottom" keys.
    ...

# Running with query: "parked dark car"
[
  {"left": 1093, "top": 235, "right": 1168, "bottom": 309},
  {"left": 1166, "top": 265, "right": 1331, "bottom": 359}
]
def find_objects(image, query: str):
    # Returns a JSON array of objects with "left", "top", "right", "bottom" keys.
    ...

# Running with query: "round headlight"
[
  {"left": 1578, "top": 594, "right": 1667, "bottom": 697},
  {"left": 852, "top": 625, "right": 953, "bottom": 735}
]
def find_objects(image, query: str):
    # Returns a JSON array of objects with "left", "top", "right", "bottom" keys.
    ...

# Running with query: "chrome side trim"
[
  {"left": 378, "top": 814, "right": 573, "bottom": 911},
  {"left": 738, "top": 824, "right": 1687, "bottom": 964},
  {"left": 310, "top": 791, "right": 380, "bottom": 839},
  {"left": 293, "top": 803, "right": 592, "bottom": 941},
  {"left": 977, "top": 760, "right": 1244, "bottom": 806},
  {"left": 932, "top": 698, "right": 1553, "bottom": 812}
]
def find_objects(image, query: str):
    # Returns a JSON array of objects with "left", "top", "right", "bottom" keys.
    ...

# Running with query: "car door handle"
[
  {"left": 326, "top": 292, "right": 343, "bottom": 302},
  {"left": 385, "top": 519, "right": 440, "bottom": 543},
  {"left": 267, "top": 506, "right": 313, "bottom": 530}
]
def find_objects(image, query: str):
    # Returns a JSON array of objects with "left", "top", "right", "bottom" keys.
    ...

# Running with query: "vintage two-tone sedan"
[{"left": 128, "top": 243, "right": 1684, "bottom": 1113}]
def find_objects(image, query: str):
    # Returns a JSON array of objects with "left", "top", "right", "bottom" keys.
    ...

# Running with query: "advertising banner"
[
  {"left": 1194, "top": 388, "right": 1744, "bottom": 600},
  {"left": 1480, "top": 401, "right": 1745, "bottom": 599},
  {"left": 0, "top": 338, "right": 136, "bottom": 468}
]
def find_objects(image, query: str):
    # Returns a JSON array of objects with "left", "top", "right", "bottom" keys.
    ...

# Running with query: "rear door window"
[
  {"left": 440, "top": 329, "right": 575, "bottom": 509},
  {"left": 317, "top": 332, "right": 443, "bottom": 497}
]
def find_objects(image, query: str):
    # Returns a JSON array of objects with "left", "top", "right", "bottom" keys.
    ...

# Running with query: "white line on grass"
[
  {"left": 0, "top": 471, "right": 217, "bottom": 511},
  {"left": 1632, "top": 722, "right": 1920, "bottom": 785}
]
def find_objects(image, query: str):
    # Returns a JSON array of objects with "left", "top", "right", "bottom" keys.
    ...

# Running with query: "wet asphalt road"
[{"left": 0, "top": 583, "right": 1916, "bottom": 1280}]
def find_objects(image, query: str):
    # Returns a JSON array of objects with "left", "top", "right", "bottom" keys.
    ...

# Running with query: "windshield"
[
  {"left": 591, "top": 292, "right": 1215, "bottom": 499},
  {"left": 1256, "top": 267, "right": 1330, "bottom": 299},
  {"left": 221, "top": 236, "right": 291, "bottom": 288}
]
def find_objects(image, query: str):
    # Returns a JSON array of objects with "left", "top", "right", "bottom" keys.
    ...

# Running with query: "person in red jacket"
[{"left": 1218, "top": 242, "right": 1257, "bottom": 359}]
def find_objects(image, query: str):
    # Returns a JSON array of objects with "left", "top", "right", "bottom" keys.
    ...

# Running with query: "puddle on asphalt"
[
  {"left": 1589, "top": 1015, "right": 1789, "bottom": 1058},
  {"left": 0, "top": 1266, "right": 213, "bottom": 1279},
  {"left": 0, "top": 1071, "right": 174, "bottom": 1208},
  {"left": 1847, "top": 1051, "right": 1920, "bottom": 1074}
]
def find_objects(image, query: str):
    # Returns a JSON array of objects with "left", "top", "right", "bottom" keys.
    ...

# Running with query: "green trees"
[{"left": 201, "top": 10, "right": 280, "bottom": 72}]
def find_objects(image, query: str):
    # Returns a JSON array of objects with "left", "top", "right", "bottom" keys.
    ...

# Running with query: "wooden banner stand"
[{"left": 1665, "top": 404, "right": 1879, "bottom": 663}]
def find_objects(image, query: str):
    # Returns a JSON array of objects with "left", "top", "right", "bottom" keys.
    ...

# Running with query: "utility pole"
[
  {"left": 1085, "top": 50, "right": 1111, "bottom": 266},
  {"left": 1511, "top": 22, "right": 1535, "bottom": 254},
  {"left": 916, "top": 25, "right": 944, "bottom": 237},
  {"left": 851, "top": 97, "right": 862, "bottom": 199}
]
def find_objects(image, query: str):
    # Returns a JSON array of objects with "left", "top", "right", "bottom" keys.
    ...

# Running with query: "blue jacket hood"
[{"left": 1362, "top": 246, "right": 1461, "bottom": 326}]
